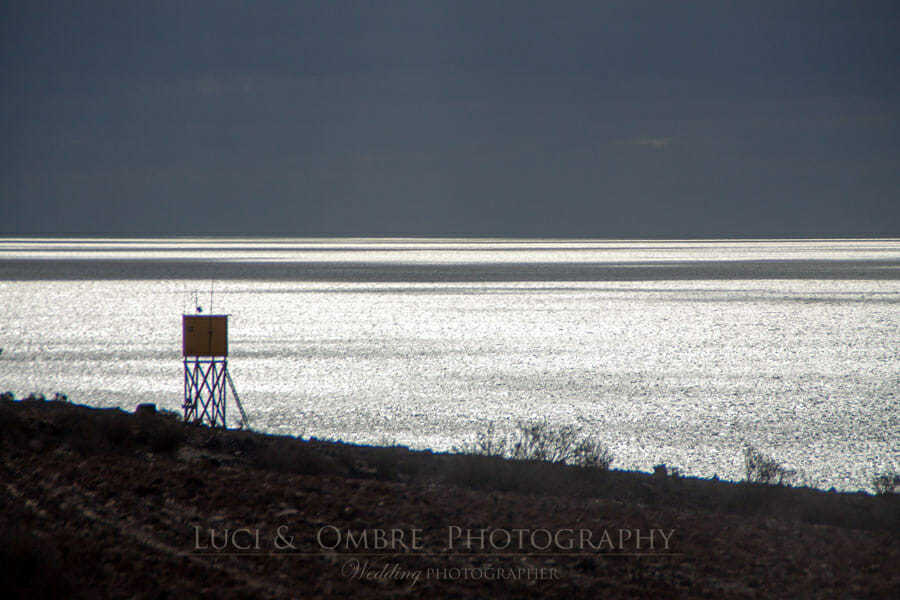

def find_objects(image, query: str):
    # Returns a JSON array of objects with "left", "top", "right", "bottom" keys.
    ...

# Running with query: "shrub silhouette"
[
  {"left": 743, "top": 445, "right": 796, "bottom": 485},
  {"left": 872, "top": 470, "right": 900, "bottom": 495},
  {"left": 455, "top": 420, "right": 613, "bottom": 470}
]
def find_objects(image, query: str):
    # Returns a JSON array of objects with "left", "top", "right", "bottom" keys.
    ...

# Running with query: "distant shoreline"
[{"left": 3, "top": 233, "right": 900, "bottom": 240}]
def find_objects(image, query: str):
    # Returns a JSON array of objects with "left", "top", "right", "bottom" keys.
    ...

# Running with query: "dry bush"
[
  {"left": 455, "top": 420, "right": 613, "bottom": 470},
  {"left": 872, "top": 470, "right": 900, "bottom": 496},
  {"left": 743, "top": 445, "right": 796, "bottom": 485}
]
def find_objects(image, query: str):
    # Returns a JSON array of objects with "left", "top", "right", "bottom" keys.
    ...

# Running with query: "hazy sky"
[{"left": 2, "top": 1, "right": 898, "bottom": 236}]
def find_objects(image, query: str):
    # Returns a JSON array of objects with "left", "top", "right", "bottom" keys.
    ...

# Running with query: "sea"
[{"left": 1, "top": 237, "right": 897, "bottom": 491}]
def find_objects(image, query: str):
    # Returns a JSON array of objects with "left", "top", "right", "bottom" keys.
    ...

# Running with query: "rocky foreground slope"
[{"left": 1, "top": 398, "right": 897, "bottom": 599}]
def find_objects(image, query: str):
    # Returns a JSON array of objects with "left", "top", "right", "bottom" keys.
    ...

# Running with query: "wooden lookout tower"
[{"left": 182, "top": 314, "right": 249, "bottom": 428}]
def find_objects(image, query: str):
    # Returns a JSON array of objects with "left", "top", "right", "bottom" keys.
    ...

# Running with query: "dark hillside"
[{"left": 1, "top": 398, "right": 897, "bottom": 598}]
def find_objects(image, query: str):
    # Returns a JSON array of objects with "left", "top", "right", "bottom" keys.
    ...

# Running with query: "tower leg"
[{"left": 183, "top": 358, "right": 229, "bottom": 427}]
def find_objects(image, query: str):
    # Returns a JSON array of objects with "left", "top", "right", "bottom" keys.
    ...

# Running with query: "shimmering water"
[{"left": 1, "top": 238, "right": 898, "bottom": 491}]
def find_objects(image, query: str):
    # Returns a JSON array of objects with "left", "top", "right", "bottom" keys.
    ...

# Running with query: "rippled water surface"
[{"left": 1, "top": 238, "right": 898, "bottom": 490}]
